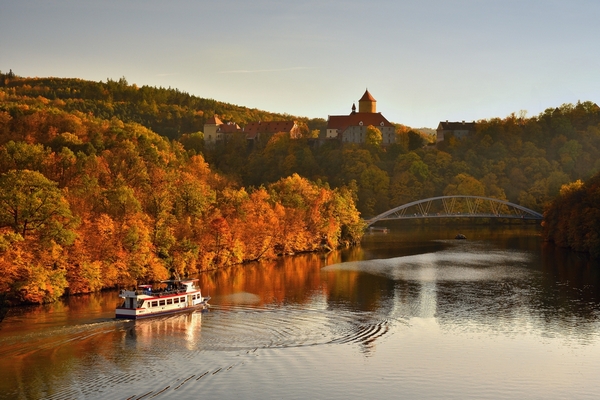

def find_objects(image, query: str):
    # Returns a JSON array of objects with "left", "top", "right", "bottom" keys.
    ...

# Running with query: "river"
[{"left": 2, "top": 225, "right": 600, "bottom": 399}]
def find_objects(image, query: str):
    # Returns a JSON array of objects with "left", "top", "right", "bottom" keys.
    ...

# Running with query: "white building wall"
[
  {"left": 204, "top": 124, "right": 220, "bottom": 144},
  {"left": 326, "top": 128, "right": 338, "bottom": 138}
]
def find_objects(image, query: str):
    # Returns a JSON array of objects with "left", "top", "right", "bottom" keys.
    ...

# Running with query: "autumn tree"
[
  {"left": 443, "top": 173, "right": 485, "bottom": 197},
  {"left": 0, "top": 170, "right": 75, "bottom": 243},
  {"left": 365, "top": 125, "right": 383, "bottom": 147}
]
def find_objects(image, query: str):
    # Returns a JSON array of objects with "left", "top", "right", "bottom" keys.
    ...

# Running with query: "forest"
[
  {"left": 0, "top": 73, "right": 362, "bottom": 305},
  {"left": 542, "top": 172, "right": 600, "bottom": 257},
  {"left": 202, "top": 100, "right": 600, "bottom": 218},
  {"left": 1, "top": 71, "right": 600, "bottom": 304}
]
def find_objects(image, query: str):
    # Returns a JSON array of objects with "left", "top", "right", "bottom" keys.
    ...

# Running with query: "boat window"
[
  {"left": 159, "top": 300, "right": 166, "bottom": 306},
  {"left": 180, "top": 297, "right": 185, "bottom": 302},
  {"left": 151, "top": 301, "right": 158, "bottom": 307},
  {"left": 173, "top": 297, "right": 179, "bottom": 304},
  {"left": 167, "top": 299, "right": 172, "bottom": 305}
]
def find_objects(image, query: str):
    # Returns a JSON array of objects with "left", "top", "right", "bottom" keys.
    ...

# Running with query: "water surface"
[{"left": 2, "top": 225, "right": 600, "bottom": 399}]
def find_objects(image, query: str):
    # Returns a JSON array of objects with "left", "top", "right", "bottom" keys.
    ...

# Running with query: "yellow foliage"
[{"left": 559, "top": 179, "right": 584, "bottom": 196}]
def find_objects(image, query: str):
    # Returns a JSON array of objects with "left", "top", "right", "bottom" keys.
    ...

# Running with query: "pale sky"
[{"left": 1, "top": 0, "right": 599, "bottom": 128}]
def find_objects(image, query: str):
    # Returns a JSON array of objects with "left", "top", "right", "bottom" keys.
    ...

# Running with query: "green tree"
[
  {"left": 365, "top": 125, "right": 383, "bottom": 147},
  {"left": 0, "top": 170, "right": 75, "bottom": 242},
  {"left": 407, "top": 130, "right": 425, "bottom": 151}
]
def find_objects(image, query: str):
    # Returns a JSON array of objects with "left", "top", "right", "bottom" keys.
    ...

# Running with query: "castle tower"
[
  {"left": 204, "top": 114, "right": 223, "bottom": 144},
  {"left": 358, "top": 89, "right": 376, "bottom": 113}
]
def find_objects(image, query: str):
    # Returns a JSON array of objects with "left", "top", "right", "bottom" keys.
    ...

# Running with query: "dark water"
[{"left": 2, "top": 225, "right": 600, "bottom": 399}]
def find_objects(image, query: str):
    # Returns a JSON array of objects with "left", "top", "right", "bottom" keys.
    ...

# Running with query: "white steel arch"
[{"left": 365, "top": 195, "right": 543, "bottom": 227}]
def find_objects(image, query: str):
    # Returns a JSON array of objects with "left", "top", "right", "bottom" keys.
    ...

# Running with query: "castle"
[
  {"left": 204, "top": 89, "right": 396, "bottom": 146},
  {"left": 326, "top": 90, "right": 396, "bottom": 145}
]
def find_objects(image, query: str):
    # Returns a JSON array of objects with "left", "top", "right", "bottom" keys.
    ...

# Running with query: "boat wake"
[
  {"left": 0, "top": 318, "right": 130, "bottom": 358},
  {"left": 198, "top": 304, "right": 403, "bottom": 353}
]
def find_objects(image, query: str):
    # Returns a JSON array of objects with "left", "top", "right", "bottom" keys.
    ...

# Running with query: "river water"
[{"left": 2, "top": 225, "right": 600, "bottom": 399}]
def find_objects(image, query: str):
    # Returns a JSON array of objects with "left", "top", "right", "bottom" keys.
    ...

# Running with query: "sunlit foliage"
[{"left": 2, "top": 72, "right": 600, "bottom": 300}]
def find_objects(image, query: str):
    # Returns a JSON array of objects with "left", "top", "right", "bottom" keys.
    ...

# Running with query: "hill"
[
  {"left": 2, "top": 71, "right": 600, "bottom": 299},
  {"left": 3, "top": 72, "right": 600, "bottom": 217},
  {"left": 0, "top": 72, "right": 363, "bottom": 305},
  {"left": 0, "top": 71, "right": 327, "bottom": 139}
]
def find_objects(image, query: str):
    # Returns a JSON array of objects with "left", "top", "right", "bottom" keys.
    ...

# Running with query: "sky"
[{"left": 1, "top": 0, "right": 599, "bottom": 128}]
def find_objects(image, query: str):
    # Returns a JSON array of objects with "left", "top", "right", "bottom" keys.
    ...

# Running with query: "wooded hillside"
[
  {"left": 204, "top": 102, "right": 600, "bottom": 217},
  {"left": 2, "top": 72, "right": 600, "bottom": 303},
  {"left": 543, "top": 172, "right": 600, "bottom": 257},
  {"left": 0, "top": 73, "right": 361, "bottom": 305}
]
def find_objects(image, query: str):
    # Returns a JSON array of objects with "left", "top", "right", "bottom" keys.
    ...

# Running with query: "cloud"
[
  {"left": 217, "top": 66, "right": 313, "bottom": 74},
  {"left": 156, "top": 73, "right": 178, "bottom": 77}
]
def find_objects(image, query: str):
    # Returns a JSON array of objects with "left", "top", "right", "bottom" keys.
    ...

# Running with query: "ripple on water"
[
  {"left": 199, "top": 305, "right": 405, "bottom": 352},
  {"left": 32, "top": 305, "right": 405, "bottom": 400}
]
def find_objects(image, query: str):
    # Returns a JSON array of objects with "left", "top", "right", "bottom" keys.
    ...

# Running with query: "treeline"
[
  {"left": 542, "top": 173, "right": 600, "bottom": 257},
  {"left": 0, "top": 94, "right": 363, "bottom": 305},
  {"left": 2, "top": 73, "right": 600, "bottom": 302},
  {"left": 3, "top": 74, "right": 599, "bottom": 219},
  {"left": 0, "top": 72, "right": 327, "bottom": 140},
  {"left": 202, "top": 103, "right": 600, "bottom": 217}
]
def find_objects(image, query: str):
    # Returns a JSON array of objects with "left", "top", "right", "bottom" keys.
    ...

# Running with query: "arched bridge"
[{"left": 365, "top": 195, "right": 543, "bottom": 228}]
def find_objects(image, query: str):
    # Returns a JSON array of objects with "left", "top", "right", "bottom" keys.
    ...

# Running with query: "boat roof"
[
  {"left": 160, "top": 279, "right": 198, "bottom": 284},
  {"left": 138, "top": 284, "right": 153, "bottom": 288}
]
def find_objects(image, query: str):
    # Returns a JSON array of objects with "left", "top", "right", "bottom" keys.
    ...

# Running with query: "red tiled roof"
[
  {"left": 244, "top": 121, "right": 297, "bottom": 139},
  {"left": 206, "top": 115, "right": 223, "bottom": 125},
  {"left": 218, "top": 122, "right": 241, "bottom": 133},
  {"left": 327, "top": 112, "right": 393, "bottom": 133}
]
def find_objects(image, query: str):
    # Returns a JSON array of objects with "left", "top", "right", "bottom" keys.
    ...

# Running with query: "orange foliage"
[{"left": 0, "top": 93, "right": 364, "bottom": 305}]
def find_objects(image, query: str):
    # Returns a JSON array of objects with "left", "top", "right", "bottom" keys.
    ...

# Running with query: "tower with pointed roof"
[
  {"left": 358, "top": 89, "right": 376, "bottom": 113},
  {"left": 204, "top": 115, "right": 224, "bottom": 144},
  {"left": 204, "top": 114, "right": 243, "bottom": 145}
]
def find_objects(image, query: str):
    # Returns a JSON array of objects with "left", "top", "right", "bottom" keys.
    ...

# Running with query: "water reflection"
[
  {"left": 123, "top": 312, "right": 203, "bottom": 351},
  {"left": 2, "top": 226, "right": 600, "bottom": 399}
]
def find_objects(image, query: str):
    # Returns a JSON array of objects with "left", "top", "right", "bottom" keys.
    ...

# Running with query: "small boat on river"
[{"left": 115, "top": 279, "right": 210, "bottom": 319}]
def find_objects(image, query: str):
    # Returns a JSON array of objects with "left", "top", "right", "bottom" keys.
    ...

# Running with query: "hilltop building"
[
  {"left": 204, "top": 116, "right": 300, "bottom": 145},
  {"left": 436, "top": 121, "right": 476, "bottom": 143},
  {"left": 326, "top": 90, "right": 396, "bottom": 145},
  {"left": 244, "top": 120, "right": 301, "bottom": 141},
  {"left": 204, "top": 115, "right": 242, "bottom": 145}
]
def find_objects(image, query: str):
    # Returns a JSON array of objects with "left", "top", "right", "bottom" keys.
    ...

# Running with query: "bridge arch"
[{"left": 365, "top": 195, "right": 543, "bottom": 228}]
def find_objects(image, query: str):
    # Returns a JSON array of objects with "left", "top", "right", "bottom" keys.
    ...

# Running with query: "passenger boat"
[{"left": 115, "top": 279, "right": 210, "bottom": 319}]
